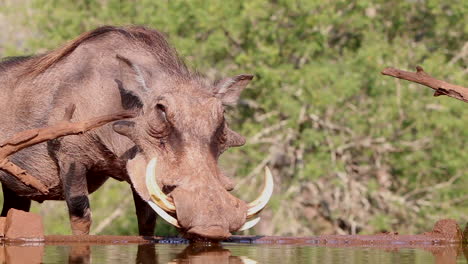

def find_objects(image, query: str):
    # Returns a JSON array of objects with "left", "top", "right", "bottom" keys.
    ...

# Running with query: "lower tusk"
[
  {"left": 238, "top": 217, "right": 261, "bottom": 231},
  {"left": 246, "top": 166, "right": 274, "bottom": 218},
  {"left": 148, "top": 200, "right": 180, "bottom": 228},
  {"left": 146, "top": 158, "right": 176, "bottom": 213}
]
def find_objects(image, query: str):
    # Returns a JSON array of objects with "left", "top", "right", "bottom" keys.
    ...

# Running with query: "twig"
[
  {"left": 0, "top": 160, "right": 49, "bottom": 194},
  {"left": 91, "top": 197, "right": 132, "bottom": 235},
  {"left": 309, "top": 113, "right": 354, "bottom": 135},
  {"left": 0, "top": 105, "right": 135, "bottom": 194},
  {"left": 440, "top": 194, "right": 468, "bottom": 207},
  {"left": 249, "top": 120, "right": 289, "bottom": 144},
  {"left": 403, "top": 174, "right": 461, "bottom": 200},
  {"left": 381, "top": 66, "right": 468, "bottom": 103},
  {"left": 221, "top": 26, "right": 242, "bottom": 50},
  {"left": 237, "top": 154, "right": 272, "bottom": 187},
  {"left": 448, "top": 42, "right": 468, "bottom": 65}
]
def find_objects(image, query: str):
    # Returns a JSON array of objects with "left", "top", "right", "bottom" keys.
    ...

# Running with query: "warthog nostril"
[{"left": 162, "top": 185, "right": 177, "bottom": 195}]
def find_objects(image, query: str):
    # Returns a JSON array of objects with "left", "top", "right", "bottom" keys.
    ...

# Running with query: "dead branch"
[
  {"left": 0, "top": 105, "right": 136, "bottom": 194},
  {"left": 309, "top": 113, "right": 354, "bottom": 135},
  {"left": 91, "top": 196, "right": 132, "bottom": 235},
  {"left": 403, "top": 173, "right": 461, "bottom": 200},
  {"left": 381, "top": 66, "right": 468, "bottom": 103},
  {"left": 249, "top": 120, "right": 289, "bottom": 144}
]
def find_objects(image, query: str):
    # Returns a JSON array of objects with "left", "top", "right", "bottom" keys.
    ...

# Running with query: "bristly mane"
[
  {"left": 0, "top": 56, "right": 33, "bottom": 72},
  {"left": 23, "top": 25, "right": 190, "bottom": 78}
]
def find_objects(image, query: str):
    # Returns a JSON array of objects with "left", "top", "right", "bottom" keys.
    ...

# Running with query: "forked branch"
[
  {"left": 381, "top": 66, "right": 468, "bottom": 103},
  {"left": 0, "top": 105, "right": 136, "bottom": 194}
]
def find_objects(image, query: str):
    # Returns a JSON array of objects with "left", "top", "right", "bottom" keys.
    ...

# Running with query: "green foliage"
[
  {"left": 369, "top": 214, "right": 392, "bottom": 233},
  {"left": 0, "top": 0, "right": 466, "bottom": 235}
]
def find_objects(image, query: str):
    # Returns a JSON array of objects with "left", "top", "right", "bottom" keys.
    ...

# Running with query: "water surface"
[{"left": 2, "top": 242, "right": 466, "bottom": 264}]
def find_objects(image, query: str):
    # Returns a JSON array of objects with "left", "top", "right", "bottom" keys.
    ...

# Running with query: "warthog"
[{"left": 0, "top": 26, "right": 272, "bottom": 239}]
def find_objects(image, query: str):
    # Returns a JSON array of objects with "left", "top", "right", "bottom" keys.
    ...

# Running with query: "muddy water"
[{"left": 1, "top": 242, "right": 466, "bottom": 264}]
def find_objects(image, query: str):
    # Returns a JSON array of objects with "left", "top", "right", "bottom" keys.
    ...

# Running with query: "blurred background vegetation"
[{"left": 0, "top": 0, "right": 466, "bottom": 236}]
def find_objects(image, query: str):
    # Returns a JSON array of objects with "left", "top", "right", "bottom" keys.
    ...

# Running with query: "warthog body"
[{"left": 0, "top": 26, "right": 255, "bottom": 238}]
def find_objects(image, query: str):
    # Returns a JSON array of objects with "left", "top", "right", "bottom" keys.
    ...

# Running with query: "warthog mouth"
[{"left": 145, "top": 158, "right": 273, "bottom": 237}]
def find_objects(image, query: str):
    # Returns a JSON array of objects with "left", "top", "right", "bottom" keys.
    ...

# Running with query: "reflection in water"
[
  {"left": 0, "top": 244, "right": 44, "bottom": 264},
  {"left": 136, "top": 244, "right": 157, "bottom": 264},
  {"left": 68, "top": 245, "right": 90, "bottom": 264},
  {"left": 0, "top": 241, "right": 465, "bottom": 264},
  {"left": 428, "top": 244, "right": 461, "bottom": 264},
  {"left": 170, "top": 243, "right": 255, "bottom": 264}
]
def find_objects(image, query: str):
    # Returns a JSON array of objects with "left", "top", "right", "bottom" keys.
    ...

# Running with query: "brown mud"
[{"left": 1, "top": 216, "right": 465, "bottom": 246}]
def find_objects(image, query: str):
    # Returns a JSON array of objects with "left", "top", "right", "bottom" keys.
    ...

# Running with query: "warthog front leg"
[
  {"left": 132, "top": 186, "right": 156, "bottom": 236},
  {"left": 61, "top": 161, "right": 92, "bottom": 235}
]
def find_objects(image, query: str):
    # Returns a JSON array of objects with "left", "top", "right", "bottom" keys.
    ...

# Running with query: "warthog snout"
[{"left": 145, "top": 158, "right": 273, "bottom": 239}]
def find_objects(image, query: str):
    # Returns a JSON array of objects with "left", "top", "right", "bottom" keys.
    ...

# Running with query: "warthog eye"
[
  {"left": 218, "top": 130, "right": 227, "bottom": 145},
  {"left": 146, "top": 103, "right": 171, "bottom": 139},
  {"left": 212, "top": 121, "right": 229, "bottom": 155},
  {"left": 214, "top": 120, "right": 227, "bottom": 144},
  {"left": 156, "top": 103, "right": 167, "bottom": 122}
]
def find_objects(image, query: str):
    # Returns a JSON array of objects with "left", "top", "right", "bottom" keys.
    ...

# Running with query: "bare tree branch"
[
  {"left": 0, "top": 159, "right": 49, "bottom": 194},
  {"left": 381, "top": 66, "right": 468, "bottom": 103},
  {"left": 403, "top": 173, "right": 461, "bottom": 200},
  {"left": 0, "top": 105, "right": 136, "bottom": 194},
  {"left": 91, "top": 196, "right": 132, "bottom": 235}
]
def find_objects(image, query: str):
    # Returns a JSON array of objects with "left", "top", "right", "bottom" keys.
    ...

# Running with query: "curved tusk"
[
  {"left": 238, "top": 217, "right": 261, "bottom": 231},
  {"left": 148, "top": 200, "right": 180, "bottom": 228},
  {"left": 146, "top": 158, "right": 176, "bottom": 213},
  {"left": 246, "top": 166, "right": 274, "bottom": 218}
]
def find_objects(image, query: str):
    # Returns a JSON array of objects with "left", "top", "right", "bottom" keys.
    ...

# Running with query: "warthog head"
[{"left": 112, "top": 55, "right": 272, "bottom": 240}]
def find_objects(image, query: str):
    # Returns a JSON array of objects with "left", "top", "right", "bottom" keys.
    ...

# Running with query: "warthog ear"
[
  {"left": 215, "top": 74, "right": 254, "bottom": 105},
  {"left": 226, "top": 127, "right": 246, "bottom": 147},
  {"left": 115, "top": 79, "right": 144, "bottom": 110},
  {"left": 115, "top": 54, "right": 149, "bottom": 110}
]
